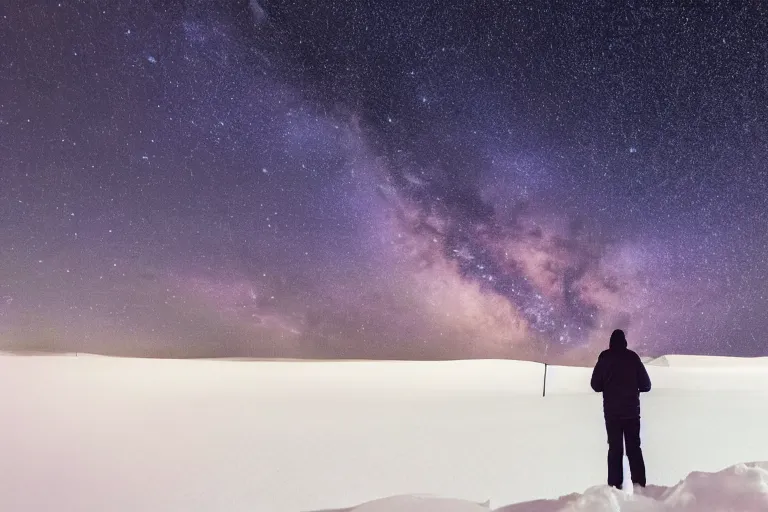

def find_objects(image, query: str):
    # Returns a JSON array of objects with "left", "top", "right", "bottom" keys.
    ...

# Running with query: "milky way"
[{"left": 1, "top": 1, "right": 767, "bottom": 363}]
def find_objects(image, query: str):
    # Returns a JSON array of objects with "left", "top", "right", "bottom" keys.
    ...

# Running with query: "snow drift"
[{"left": 317, "top": 462, "right": 768, "bottom": 511}]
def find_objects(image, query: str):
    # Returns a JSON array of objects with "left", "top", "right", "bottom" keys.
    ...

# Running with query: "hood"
[{"left": 609, "top": 329, "right": 628, "bottom": 349}]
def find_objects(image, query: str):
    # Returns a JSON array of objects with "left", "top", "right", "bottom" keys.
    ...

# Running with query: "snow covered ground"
[{"left": 1, "top": 353, "right": 768, "bottom": 511}]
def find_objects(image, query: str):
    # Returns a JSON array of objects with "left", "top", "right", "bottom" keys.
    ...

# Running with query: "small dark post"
[{"left": 542, "top": 363, "right": 548, "bottom": 397}]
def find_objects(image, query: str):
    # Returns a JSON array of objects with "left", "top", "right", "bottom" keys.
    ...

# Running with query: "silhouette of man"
[{"left": 590, "top": 329, "right": 652, "bottom": 490}]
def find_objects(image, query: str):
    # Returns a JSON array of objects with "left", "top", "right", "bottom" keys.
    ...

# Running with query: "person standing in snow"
[{"left": 590, "top": 329, "right": 652, "bottom": 491}]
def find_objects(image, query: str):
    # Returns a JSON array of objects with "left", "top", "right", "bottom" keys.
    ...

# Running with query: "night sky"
[{"left": 1, "top": 1, "right": 767, "bottom": 363}]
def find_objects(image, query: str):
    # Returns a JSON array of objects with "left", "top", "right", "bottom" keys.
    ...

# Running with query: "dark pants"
[{"left": 605, "top": 416, "right": 646, "bottom": 489}]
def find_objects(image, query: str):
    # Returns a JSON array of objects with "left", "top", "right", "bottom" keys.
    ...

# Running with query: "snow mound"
[
  {"left": 326, "top": 462, "right": 768, "bottom": 512},
  {"left": 312, "top": 496, "right": 490, "bottom": 512},
  {"left": 354, "top": 495, "right": 490, "bottom": 511}
]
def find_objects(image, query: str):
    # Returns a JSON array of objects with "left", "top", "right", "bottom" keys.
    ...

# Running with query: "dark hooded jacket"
[{"left": 590, "top": 330, "right": 652, "bottom": 419}]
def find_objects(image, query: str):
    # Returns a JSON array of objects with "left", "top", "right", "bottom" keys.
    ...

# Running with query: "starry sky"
[{"left": 1, "top": 0, "right": 767, "bottom": 364}]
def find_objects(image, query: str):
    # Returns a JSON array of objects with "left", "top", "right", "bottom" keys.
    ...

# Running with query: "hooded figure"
[{"left": 590, "top": 329, "right": 652, "bottom": 490}]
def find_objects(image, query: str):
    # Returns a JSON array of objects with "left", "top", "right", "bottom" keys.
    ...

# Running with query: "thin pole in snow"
[{"left": 542, "top": 363, "right": 547, "bottom": 397}]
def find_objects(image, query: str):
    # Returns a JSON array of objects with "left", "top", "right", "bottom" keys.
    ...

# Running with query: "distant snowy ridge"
[
  {"left": 645, "top": 355, "right": 768, "bottom": 367},
  {"left": 4, "top": 350, "right": 768, "bottom": 368},
  {"left": 313, "top": 462, "right": 768, "bottom": 511},
  {"left": 3, "top": 352, "right": 768, "bottom": 396}
]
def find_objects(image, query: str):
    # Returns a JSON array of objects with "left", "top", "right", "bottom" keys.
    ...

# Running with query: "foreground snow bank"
[{"left": 318, "top": 462, "right": 768, "bottom": 512}]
